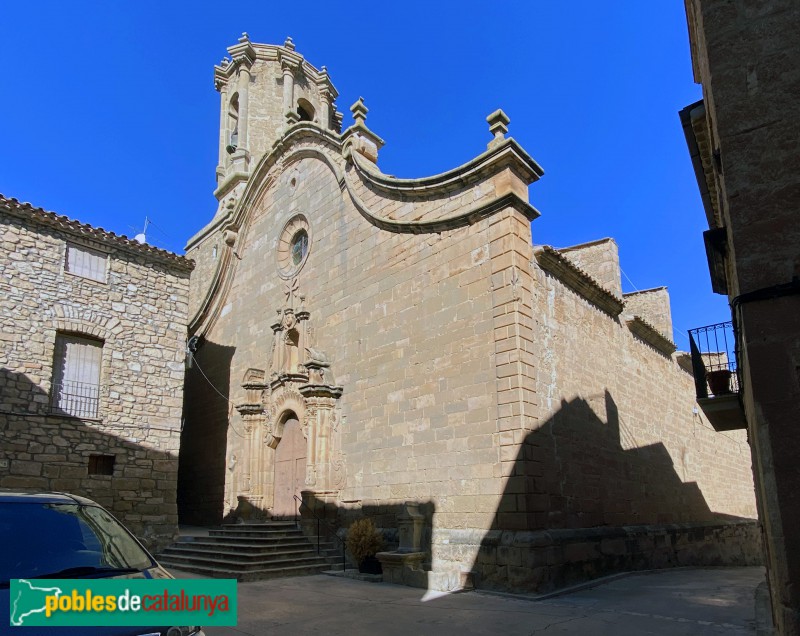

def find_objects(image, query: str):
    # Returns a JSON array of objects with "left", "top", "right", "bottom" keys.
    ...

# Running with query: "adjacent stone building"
[
  {"left": 682, "top": 1, "right": 800, "bottom": 633},
  {"left": 0, "top": 195, "right": 193, "bottom": 552},
  {"left": 180, "top": 35, "right": 760, "bottom": 591}
]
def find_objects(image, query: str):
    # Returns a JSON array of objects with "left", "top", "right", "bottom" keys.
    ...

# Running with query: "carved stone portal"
[{"left": 233, "top": 280, "right": 344, "bottom": 519}]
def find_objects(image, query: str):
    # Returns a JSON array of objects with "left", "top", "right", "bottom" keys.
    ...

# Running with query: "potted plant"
[
  {"left": 346, "top": 518, "right": 384, "bottom": 574},
  {"left": 706, "top": 368, "right": 733, "bottom": 395}
]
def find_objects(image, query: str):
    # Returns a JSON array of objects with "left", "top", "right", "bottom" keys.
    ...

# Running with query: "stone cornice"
[
  {"left": 213, "top": 39, "right": 339, "bottom": 96},
  {"left": 213, "top": 62, "right": 232, "bottom": 91},
  {"left": 316, "top": 68, "right": 338, "bottom": 100},
  {"left": 339, "top": 135, "right": 542, "bottom": 234},
  {"left": 1, "top": 194, "right": 194, "bottom": 273},
  {"left": 622, "top": 286, "right": 667, "bottom": 298},
  {"left": 188, "top": 240, "right": 237, "bottom": 335},
  {"left": 534, "top": 245, "right": 624, "bottom": 317},
  {"left": 625, "top": 315, "right": 677, "bottom": 357},
  {"left": 348, "top": 137, "right": 543, "bottom": 196},
  {"left": 345, "top": 169, "right": 539, "bottom": 234},
  {"left": 227, "top": 33, "right": 256, "bottom": 68},
  {"left": 239, "top": 124, "right": 345, "bottom": 227},
  {"left": 341, "top": 122, "right": 386, "bottom": 155},
  {"left": 212, "top": 171, "right": 250, "bottom": 201}
]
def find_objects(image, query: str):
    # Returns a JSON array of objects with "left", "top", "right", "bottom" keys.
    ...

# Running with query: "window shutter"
[
  {"left": 52, "top": 334, "right": 103, "bottom": 418},
  {"left": 66, "top": 244, "right": 107, "bottom": 282}
]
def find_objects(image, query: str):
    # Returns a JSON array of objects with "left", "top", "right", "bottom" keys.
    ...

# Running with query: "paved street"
[{"left": 172, "top": 566, "right": 763, "bottom": 635}]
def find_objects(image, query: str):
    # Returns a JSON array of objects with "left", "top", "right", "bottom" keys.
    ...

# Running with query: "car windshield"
[{"left": 0, "top": 502, "right": 154, "bottom": 585}]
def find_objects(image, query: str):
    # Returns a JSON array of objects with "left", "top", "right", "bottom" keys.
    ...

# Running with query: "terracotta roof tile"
[{"left": 0, "top": 194, "right": 194, "bottom": 271}]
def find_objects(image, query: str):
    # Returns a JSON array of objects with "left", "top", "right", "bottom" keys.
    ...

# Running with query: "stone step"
[
  {"left": 161, "top": 560, "right": 332, "bottom": 582},
  {"left": 207, "top": 528, "right": 305, "bottom": 539},
  {"left": 174, "top": 539, "right": 318, "bottom": 551},
  {"left": 222, "top": 521, "right": 297, "bottom": 527},
  {"left": 161, "top": 544, "right": 320, "bottom": 561},
  {"left": 158, "top": 552, "right": 329, "bottom": 572},
  {"left": 161, "top": 522, "right": 345, "bottom": 583}
]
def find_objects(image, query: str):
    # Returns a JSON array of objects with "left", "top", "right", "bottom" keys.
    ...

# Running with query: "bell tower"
[{"left": 212, "top": 34, "right": 342, "bottom": 203}]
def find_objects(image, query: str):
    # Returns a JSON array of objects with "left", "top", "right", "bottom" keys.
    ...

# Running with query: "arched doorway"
[{"left": 272, "top": 411, "right": 306, "bottom": 518}]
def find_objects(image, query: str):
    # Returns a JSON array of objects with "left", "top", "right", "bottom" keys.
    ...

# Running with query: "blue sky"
[{"left": 0, "top": 1, "right": 727, "bottom": 345}]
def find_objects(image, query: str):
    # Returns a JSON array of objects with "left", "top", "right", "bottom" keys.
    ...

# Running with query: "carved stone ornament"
[
  {"left": 224, "top": 229, "right": 238, "bottom": 246},
  {"left": 305, "top": 464, "right": 317, "bottom": 487},
  {"left": 331, "top": 454, "right": 346, "bottom": 489},
  {"left": 236, "top": 368, "right": 267, "bottom": 416}
]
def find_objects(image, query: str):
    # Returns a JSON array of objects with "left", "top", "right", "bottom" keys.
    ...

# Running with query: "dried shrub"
[{"left": 346, "top": 517, "right": 384, "bottom": 565}]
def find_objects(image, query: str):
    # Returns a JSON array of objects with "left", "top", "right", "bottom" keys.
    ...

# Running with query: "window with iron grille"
[
  {"left": 65, "top": 243, "right": 108, "bottom": 283},
  {"left": 51, "top": 333, "right": 103, "bottom": 418},
  {"left": 88, "top": 454, "right": 115, "bottom": 475}
]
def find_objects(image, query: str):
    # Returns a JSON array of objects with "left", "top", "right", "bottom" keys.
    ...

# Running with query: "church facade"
[{"left": 180, "top": 35, "right": 760, "bottom": 592}]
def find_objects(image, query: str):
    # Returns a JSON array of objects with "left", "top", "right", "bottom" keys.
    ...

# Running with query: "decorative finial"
[
  {"left": 284, "top": 36, "right": 295, "bottom": 51},
  {"left": 486, "top": 109, "right": 510, "bottom": 148},
  {"left": 239, "top": 32, "right": 250, "bottom": 43},
  {"left": 351, "top": 97, "right": 368, "bottom": 126}
]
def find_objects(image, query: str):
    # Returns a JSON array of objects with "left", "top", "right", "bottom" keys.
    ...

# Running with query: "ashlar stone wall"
[
  {"left": 181, "top": 36, "right": 759, "bottom": 591},
  {"left": 0, "top": 203, "right": 192, "bottom": 551},
  {"left": 183, "top": 135, "right": 757, "bottom": 591}
]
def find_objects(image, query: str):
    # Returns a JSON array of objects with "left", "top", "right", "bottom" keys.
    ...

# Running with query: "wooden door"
[{"left": 272, "top": 416, "right": 306, "bottom": 518}]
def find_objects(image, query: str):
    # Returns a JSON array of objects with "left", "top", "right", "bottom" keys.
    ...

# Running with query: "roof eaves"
[{"left": 0, "top": 195, "right": 194, "bottom": 272}]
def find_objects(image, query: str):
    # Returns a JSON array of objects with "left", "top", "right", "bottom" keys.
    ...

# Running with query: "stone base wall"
[
  {"left": 462, "top": 520, "right": 762, "bottom": 594},
  {"left": 1, "top": 412, "right": 180, "bottom": 553}
]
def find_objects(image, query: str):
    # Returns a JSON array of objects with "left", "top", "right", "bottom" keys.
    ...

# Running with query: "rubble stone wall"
[{"left": 0, "top": 211, "right": 191, "bottom": 551}]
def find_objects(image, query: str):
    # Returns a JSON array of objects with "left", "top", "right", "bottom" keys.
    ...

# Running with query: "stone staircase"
[{"left": 157, "top": 521, "right": 345, "bottom": 582}]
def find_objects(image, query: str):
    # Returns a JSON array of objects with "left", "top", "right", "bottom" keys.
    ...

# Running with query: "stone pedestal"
[
  {"left": 376, "top": 501, "right": 429, "bottom": 587},
  {"left": 397, "top": 502, "right": 425, "bottom": 552},
  {"left": 231, "top": 494, "right": 266, "bottom": 523},
  {"left": 376, "top": 551, "right": 428, "bottom": 588}
]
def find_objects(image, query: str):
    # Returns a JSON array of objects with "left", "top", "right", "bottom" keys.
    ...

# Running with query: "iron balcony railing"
[
  {"left": 688, "top": 321, "right": 740, "bottom": 399},
  {"left": 50, "top": 380, "right": 101, "bottom": 419}
]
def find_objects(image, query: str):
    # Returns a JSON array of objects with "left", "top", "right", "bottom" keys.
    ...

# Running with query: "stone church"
[{"left": 179, "top": 34, "right": 760, "bottom": 591}]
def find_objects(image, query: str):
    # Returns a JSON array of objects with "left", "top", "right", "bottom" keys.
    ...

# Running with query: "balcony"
[
  {"left": 688, "top": 321, "right": 747, "bottom": 432},
  {"left": 50, "top": 381, "right": 101, "bottom": 419}
]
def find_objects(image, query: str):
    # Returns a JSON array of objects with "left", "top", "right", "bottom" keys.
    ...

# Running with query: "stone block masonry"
[{"left": 180, "top": 36, "right": 760, "bottom": 593}]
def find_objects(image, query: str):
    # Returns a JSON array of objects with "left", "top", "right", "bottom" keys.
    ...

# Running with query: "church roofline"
[
  {"left": 623, "top": 286, "right": 668, "bottom": 297},
  {"left": 558, "top": 237, "right": 617, "bottom": 253},
  {"left": 534, "top": 244, "right": 624, "bottom": 316},
  {"left": 348, "top": 136, "right": 543, "bottom": 194}
]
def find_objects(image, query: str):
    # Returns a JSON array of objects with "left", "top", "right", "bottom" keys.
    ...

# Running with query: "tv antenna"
[{"left": 134, "top": 217, "right": 150, "bottom": 244}]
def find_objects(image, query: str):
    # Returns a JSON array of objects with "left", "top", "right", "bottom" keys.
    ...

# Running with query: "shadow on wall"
[
  {"left": 178, "top": 339, "right": 235, "bottom": 527},
  {"left": 472, "top": 391, "right": 760, "bottom": 593},
  {"left": 0, "top": 368, "right": 180, "bottom": 552},
  {"left": 289, "top": 491, "right": 435, "bottom": 582}
]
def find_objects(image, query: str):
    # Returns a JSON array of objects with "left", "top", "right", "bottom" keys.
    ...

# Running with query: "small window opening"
[
  {"left": 290, "top": 230, "right": 308, "bottom": 266},
  {"left": 226, "top": 94, "right": 240, "bottom": 154},
  {"left": 65, "top": 244, "right": 107, "bottom": 283},
  {"left": 88, "top": 454, "right": 115, "bottom": 476},
  {"left": 297, "top": 98, "right": 315, "bottom": 122}
]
